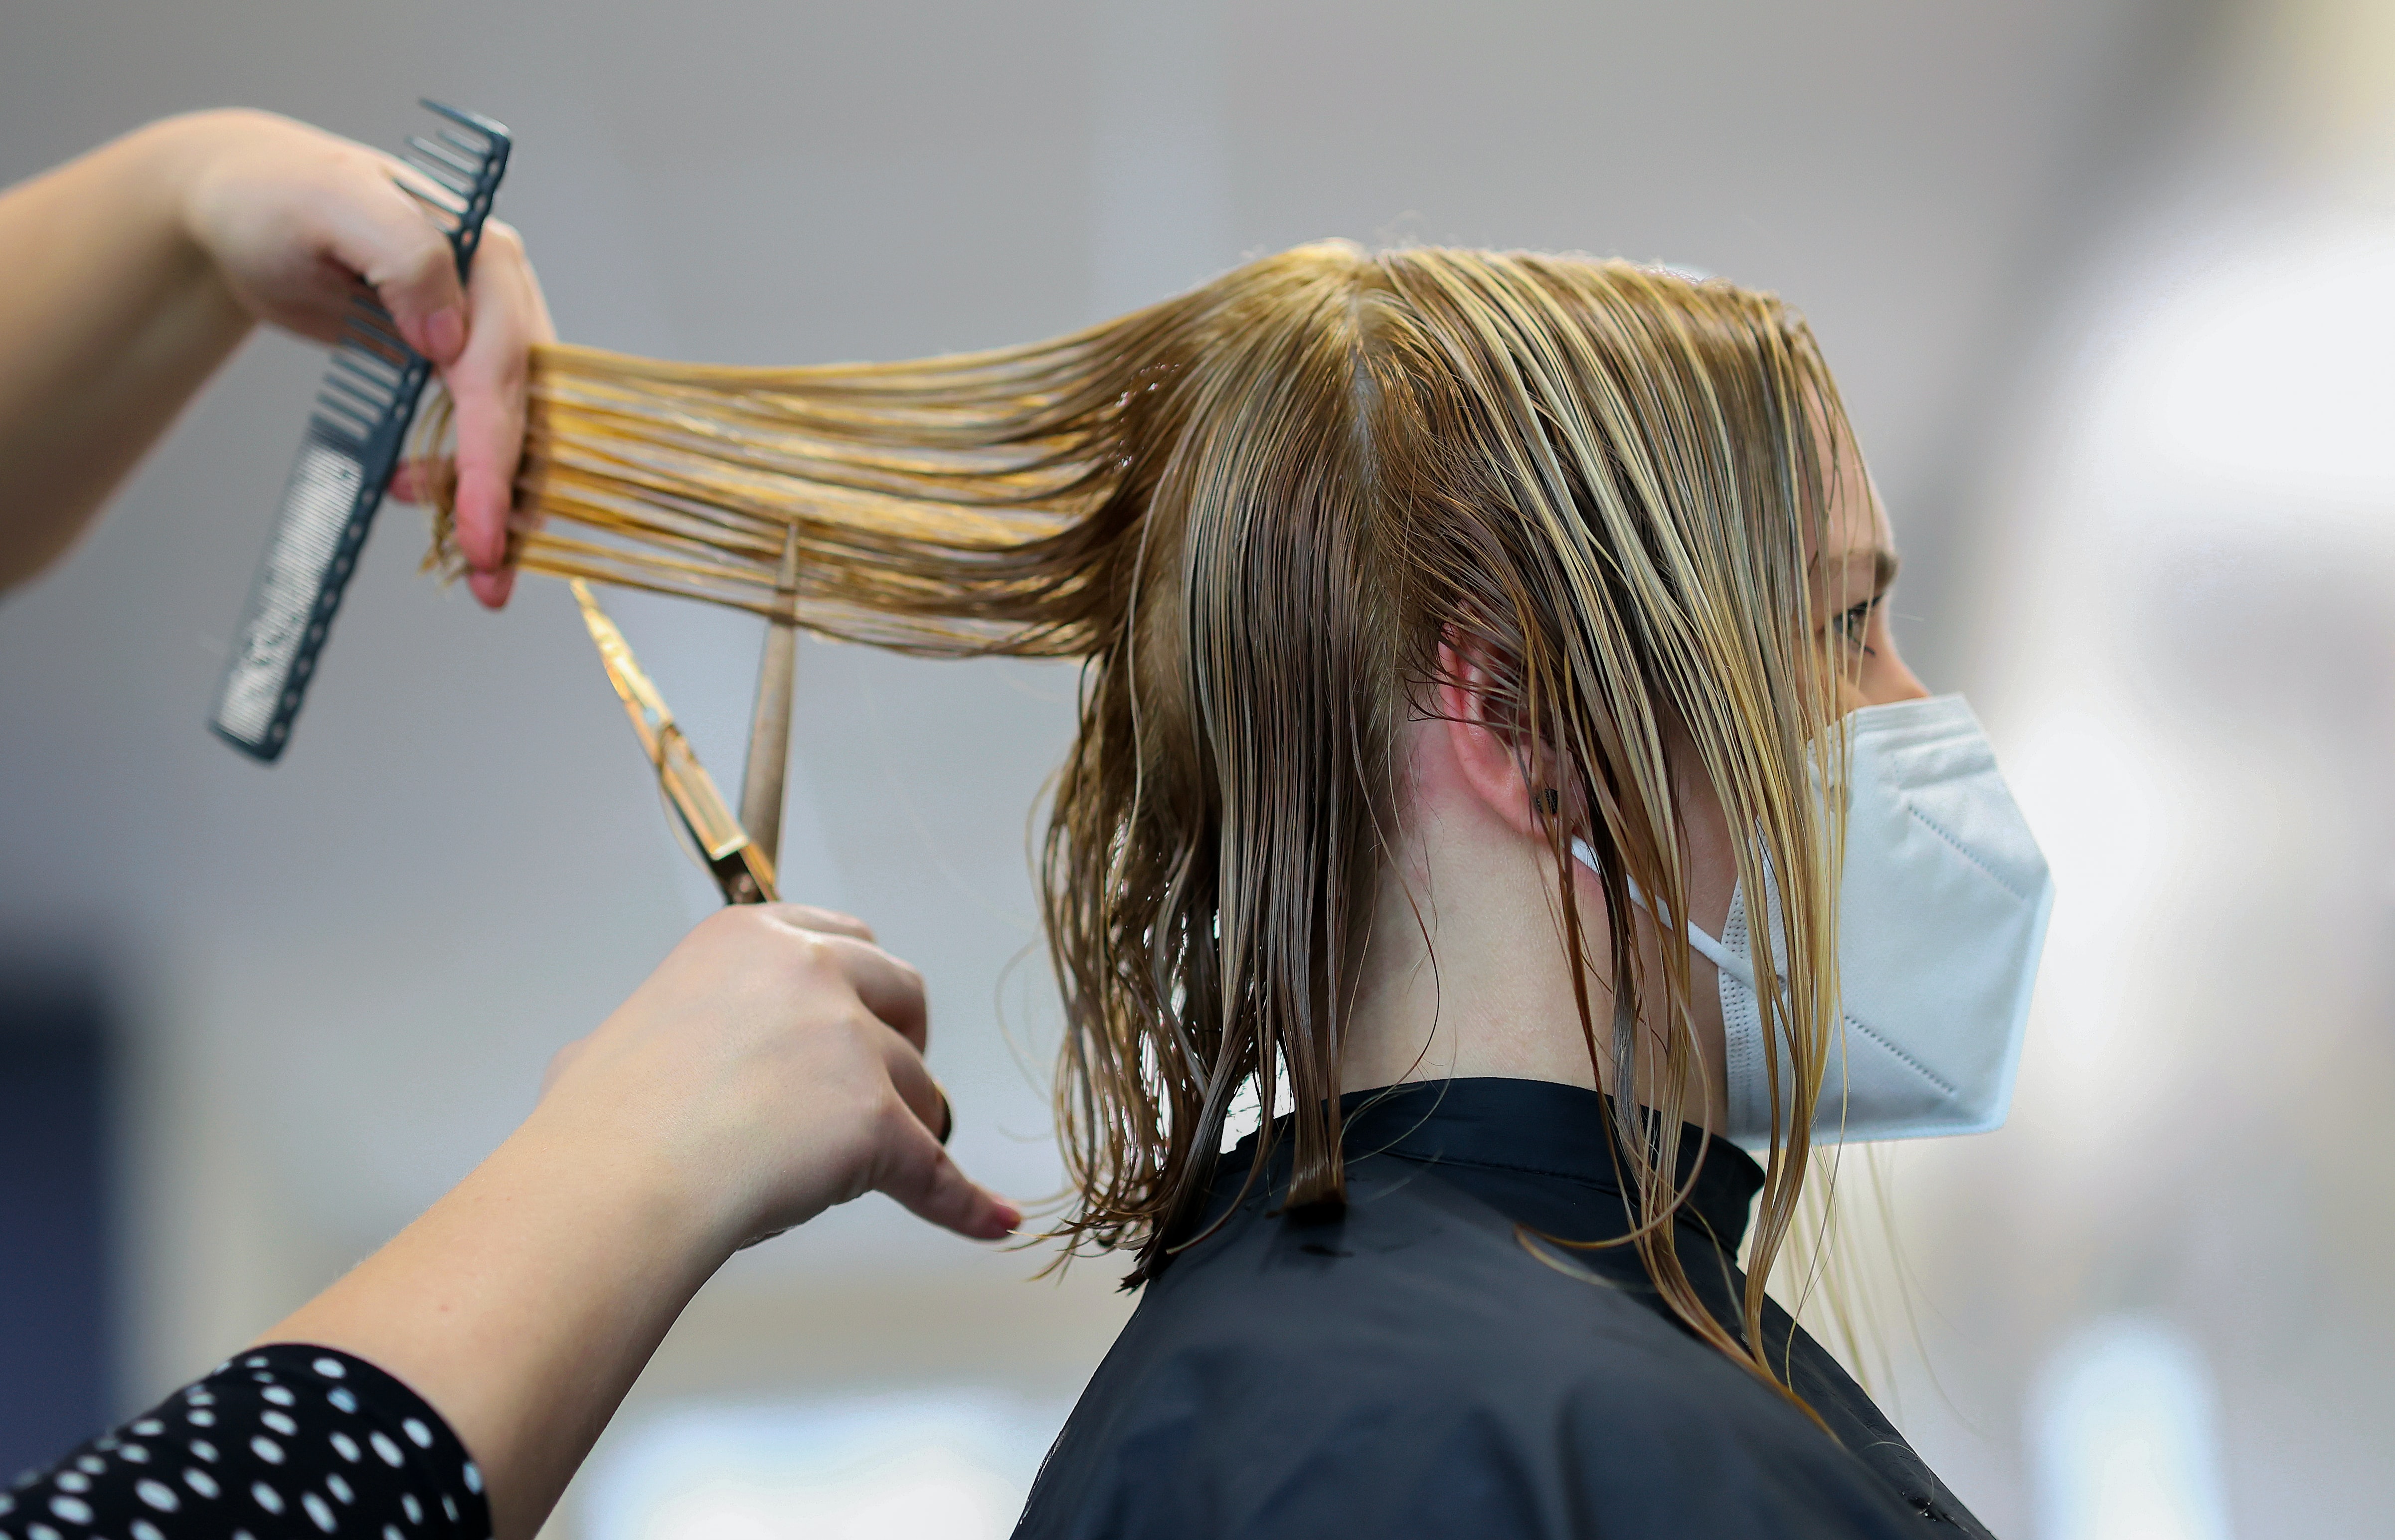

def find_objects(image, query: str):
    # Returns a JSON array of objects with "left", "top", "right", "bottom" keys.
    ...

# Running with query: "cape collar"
[{"left": 1225, "top": 1076, "right": 1765, "bottom": 1250}]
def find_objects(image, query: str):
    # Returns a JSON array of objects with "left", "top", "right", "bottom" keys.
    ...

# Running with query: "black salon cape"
[{"left": 1014, "top": 1079, "right": 1992, "bottom": 1540}]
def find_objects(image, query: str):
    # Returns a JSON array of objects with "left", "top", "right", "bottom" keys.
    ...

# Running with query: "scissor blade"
[
  {"left": 737, "top": 525, "right": 802, "bottom": 877},
  {"left": 572, "top": 579, "right": 778, "bottom": 902},
  {"left": 572, "top": 579, "right": 672, "bottom": 758}
]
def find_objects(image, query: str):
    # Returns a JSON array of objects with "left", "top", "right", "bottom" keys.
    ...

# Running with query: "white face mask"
[{"left": 1571, "top": 693, "right": 2053, "bottom": 1147}]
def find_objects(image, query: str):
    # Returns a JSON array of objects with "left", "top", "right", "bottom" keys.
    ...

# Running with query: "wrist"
[
  {"left": 83, "top": 114, "right": 254, "bottom": 349},
  {"left": 502, "top": 1099, "right": 751, "bottom": 1284},
  {"left": 139, "top": 110, "right": 271, "bottom": 276},
  {"left": 118, "top": 113, "right": 225, "bottom": 251}
]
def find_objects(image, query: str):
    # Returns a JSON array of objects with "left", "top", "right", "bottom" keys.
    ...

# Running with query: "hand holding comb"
[{"left": 210, "top": 101, "right": 511, "bottom": 762}]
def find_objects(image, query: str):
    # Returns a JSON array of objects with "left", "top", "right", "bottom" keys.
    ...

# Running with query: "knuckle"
[
  {"left": 793, "top": 929, "right": 838, "bottom": 971},
  {"left": 696, "top": 904, "right": 771, "bottom": 956},
  {"left": 775, "top": 931, "right": 845, "bottom": 996},
  {"left": 384, "top": 217, "right": 453, "bottom": 275},
  {"left": 837, "top": 1007, "right": 884, "bottom": 1055}
]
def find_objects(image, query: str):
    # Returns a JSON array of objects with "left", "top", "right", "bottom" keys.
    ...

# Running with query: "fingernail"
[{"left": 422, "top": 306, "right": 465, "bottom": 361}]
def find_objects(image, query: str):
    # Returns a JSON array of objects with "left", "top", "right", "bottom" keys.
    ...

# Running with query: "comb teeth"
[
  {"left": 402, "top": 101, "right": 510, "bottom": 269},
  {"left": 210, "top": 100, "right": 512, "bottom": 762}
]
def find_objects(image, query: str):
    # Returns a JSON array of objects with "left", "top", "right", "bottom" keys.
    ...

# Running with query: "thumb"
[{"left": 874, "top": 1118, "right": 1022, "bottom": 1242}]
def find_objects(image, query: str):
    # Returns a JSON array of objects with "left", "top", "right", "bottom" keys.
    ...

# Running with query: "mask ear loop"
[{"left": 1569, "top": 838, "right": 1759, "bottom": 993}]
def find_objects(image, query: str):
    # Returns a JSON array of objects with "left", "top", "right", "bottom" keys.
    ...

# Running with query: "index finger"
[{"left": 440, "top": 221, "right": 553, "bottom": 608}]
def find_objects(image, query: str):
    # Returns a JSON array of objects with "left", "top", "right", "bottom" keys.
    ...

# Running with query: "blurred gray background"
[{"left": 2, "top": 1, "right": 2389, "bottom": 1536}]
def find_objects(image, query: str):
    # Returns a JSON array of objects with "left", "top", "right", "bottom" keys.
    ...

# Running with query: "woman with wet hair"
[{"left": 447, "top": 242, "right": 2051, "bottom": 1537}]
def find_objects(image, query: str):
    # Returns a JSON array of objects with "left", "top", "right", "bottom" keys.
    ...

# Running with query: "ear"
[{"left": 1435, "top": 635, "right": 1549, "bottom": 844}]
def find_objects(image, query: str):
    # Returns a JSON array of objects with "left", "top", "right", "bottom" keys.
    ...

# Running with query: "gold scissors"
[
  {"left": 568, "top": 530, "right": 956, "bottom": 1145},
  {"left": 568, "top": 528, "right": 801, "bottom": 907}
]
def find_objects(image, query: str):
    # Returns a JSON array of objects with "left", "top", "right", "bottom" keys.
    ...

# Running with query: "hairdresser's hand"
[
  {"left": 0, "top": 109, "right": 550, "bottom": 597},
  {"left": 262, "top": 904, "right": 1015, "bottom": 1540},
  {"left": 176, "top": 109, "right": 553, "bottom": 607},
  {"left": 533, "top": 903, "right": 1018, "bottom": 1248}
]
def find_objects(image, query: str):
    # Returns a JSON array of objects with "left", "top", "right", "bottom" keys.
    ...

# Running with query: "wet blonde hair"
[{"left": 435, "top": 242, "right": 1854, "bottom": 1402}]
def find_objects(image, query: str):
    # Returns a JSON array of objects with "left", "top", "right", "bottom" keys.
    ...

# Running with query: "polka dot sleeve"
[{"left": 0, "top": 1345, "right": 491, "bottom": 1540}]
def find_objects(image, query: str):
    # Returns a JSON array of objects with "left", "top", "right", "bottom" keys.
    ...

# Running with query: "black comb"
[{"left": 209, "top": 100, "right": 512, "bottom": 762}]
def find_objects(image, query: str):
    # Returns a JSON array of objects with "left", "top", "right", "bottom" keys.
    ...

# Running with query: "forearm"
[
  {"left": 0, "top": 115, "right": 255, "bottom": 590},
  {"left": 258, "top": 1114, "right": 739, "bottom": 1540}
]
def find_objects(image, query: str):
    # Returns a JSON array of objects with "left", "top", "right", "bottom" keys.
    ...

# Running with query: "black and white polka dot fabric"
[{"left": 0, "top": 1346, "right": 490, "bottom": 1540}]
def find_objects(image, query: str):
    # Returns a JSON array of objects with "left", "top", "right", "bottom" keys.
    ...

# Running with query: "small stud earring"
[{"left": 1537, "top": 788, "right": 1561, "bottom": 815}]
